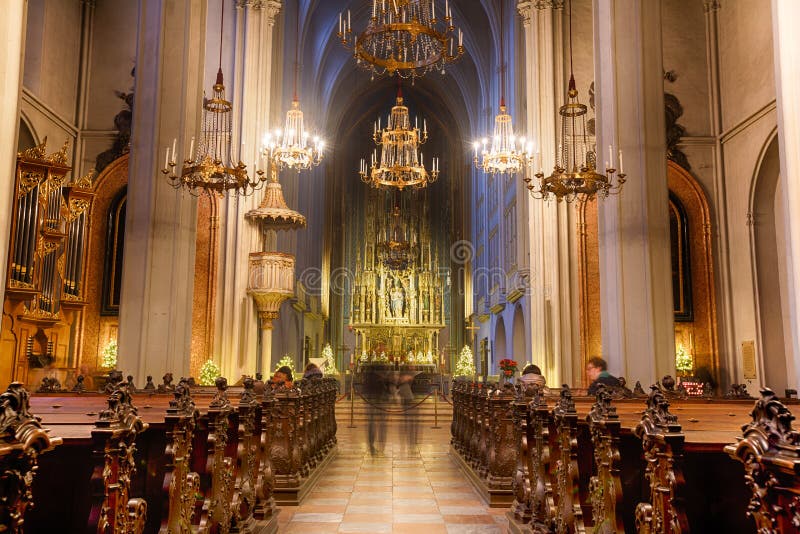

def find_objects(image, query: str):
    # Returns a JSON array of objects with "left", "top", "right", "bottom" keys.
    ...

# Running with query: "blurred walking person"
[{"left": 362, "top": 366, "right": 387, "bottom": 456}]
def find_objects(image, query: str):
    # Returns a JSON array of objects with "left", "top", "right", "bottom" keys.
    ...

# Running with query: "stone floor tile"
[
  {"left": 444, "top": 525, "right": 505, "bottom": 534},
  {"left": 442, "top": 515, "right": 497, "bottom": 524},
  {"left": 438, "top": 506, "right": 491, "bottom": 515},
  {"left": 338, "top": 522, "right": 393, "bottom": 533},
  {"left": 282, "top": 522, "right": 341, "bottom": 533},
  {"left": 392, "top": 524, "right": 448, "bottom": 533},
  {"left": 291, "top": 512, "right": 345, "bottom": 522},
  {"left": 393, "top": 513, "right": 446, "bottom": 523},
  {"left": 296, "top": 504, "right": 349, "bottom": 513}
]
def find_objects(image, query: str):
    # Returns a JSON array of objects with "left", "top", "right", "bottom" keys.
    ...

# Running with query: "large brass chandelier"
[
  {"left": 526, "top": 0, "right": 625, "bottom": 202},
  {"left": 162, "top": 0, "right": 264, "bottom": 196},
  {"left": 262, "top": 3, "right": 324, "bottom": 173},
  {"left": 378, "top": 201, "right": 418, "bottom": 271},
  {"left": 474, "top": 0, "right": 533, "bottom": 176},
  {"left": 360, "top": 84, "right": 439, "bottom": 190},
  {"left": 337, "top": 0, "right": 464, "bottom": 81}
]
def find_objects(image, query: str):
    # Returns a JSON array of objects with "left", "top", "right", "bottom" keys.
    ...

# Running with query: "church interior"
[{"left": 2, "top": 0, "right": 800, "bottom": 532}]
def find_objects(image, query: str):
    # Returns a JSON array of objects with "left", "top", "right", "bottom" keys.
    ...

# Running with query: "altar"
[{"left": 349, "top": 190, "right": 447, "bottom": 362}]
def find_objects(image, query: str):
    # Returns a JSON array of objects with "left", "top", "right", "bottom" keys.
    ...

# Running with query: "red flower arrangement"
[{"left": 499, "top": 358, "right": 518, "bottom": 377}]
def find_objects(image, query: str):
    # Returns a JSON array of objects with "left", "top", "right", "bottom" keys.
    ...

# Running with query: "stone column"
[
  {"left": 703, "top": 0, "right": 736, "bottom": 384},
  {"left": 594, "top": 0, "right": 673, "bottom": 384},
  {"left": 518, "top": 1, "right": 573, "bottom": 385},
  {"left": 117, "top": 0, "right": 207, "bottom": 384},
  {"left": 772, "top": 0, "right": 800, "bottom": 388},
  {"left": 0, "top": 0, "right": 25, "bottom": 315},
  {"left": 217, "top": 0, "right": 282, "bottom": 380}
]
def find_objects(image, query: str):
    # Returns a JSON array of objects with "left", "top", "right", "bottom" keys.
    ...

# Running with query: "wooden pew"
[
  {"left": 451, "top": 379, "right": 800, "bottom": 533},
  {"left": 5, "top": 374, "right": 338, "bottom": 533},
  {"left": 0, "top": 382, "right": 63, "bottom": 533}
]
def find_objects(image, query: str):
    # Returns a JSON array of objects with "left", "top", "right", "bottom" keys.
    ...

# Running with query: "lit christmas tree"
[
  {"left": 321, "top": 343, "right": 338, "bottom": 375},
  {"left": 454, "top": 345, "right": 476, "bottom": 377},
  {"left": 199, "top": 359, "right": 221, "bottom": 386},
  {"left": 675, "top": 345, "right": 693, "bottom": 375},
  {"left": 274, "top": 354, "right": 296, "bottom": 377},
  {"left": 101, "top": 339, "right": 118, "bottom": 369}
]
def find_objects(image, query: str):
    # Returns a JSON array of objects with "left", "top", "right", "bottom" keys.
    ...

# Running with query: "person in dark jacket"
[
  {"left": 303, "top": 362, "right": 323, "bottom": 380},
  {"left": 586, "top": 356, "right": 621, "bottom": 395}
]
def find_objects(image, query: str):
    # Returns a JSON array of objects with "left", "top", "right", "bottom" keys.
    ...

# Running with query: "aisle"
[{"left": 277, "top": 422, "right": 508, "bottom": 533}]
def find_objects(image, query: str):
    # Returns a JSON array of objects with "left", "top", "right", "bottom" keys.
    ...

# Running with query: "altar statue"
[{"left": 390, "top": 278, "right": 405, "bottom": 318}]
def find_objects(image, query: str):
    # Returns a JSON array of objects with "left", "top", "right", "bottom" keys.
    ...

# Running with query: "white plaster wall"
[
  {"left": 661, "top": 0, "right": 710, "bottom": 137},
  {"left": 715, "top": 0, "right": 778, "bottom": 387},
  {"left": 23, "top": 0, "right": 81, "bottom": 124},
  {"left": 718, "top": 0, "right": 775, "bottom": 132},
  {"left": 570, "top": 0, "right": 594, "bottom": 114},
  {"left": 86, "top": 0, "right": 138, "bottom": 132},
  {"left": 722, "top": 111, "right": 776, "bottom": 387}
]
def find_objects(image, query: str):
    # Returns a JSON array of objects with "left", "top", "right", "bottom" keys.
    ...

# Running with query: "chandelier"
[
  {"left": 377, "top": 203, "right": 419, "bottom": 271},
  {"left": 360, "top": 84, "right": 439, "bottom": 190},
  {"left": 337, "top": 0, "right": 464, "bottom": 81},
  {"left": 262, "top": 4, "right": 324, "bottom": 172},
  {"left": 162, "top": 0, "right": 264, "bottom": 196},
  {"left": 526, "top": 0, "right": 625, "bottom": 202},
  {"left": 474, "top": 0, "right": 533, "bottom": 176}
]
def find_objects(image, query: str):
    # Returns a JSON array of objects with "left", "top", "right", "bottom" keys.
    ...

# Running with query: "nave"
[{"left": 277, "top": 423, "right": 507, "bottom": 533}]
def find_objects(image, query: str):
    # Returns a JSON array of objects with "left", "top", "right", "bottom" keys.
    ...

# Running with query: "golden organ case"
[{"left": 2, "top": 139, "right": 94, "bottom": 385}]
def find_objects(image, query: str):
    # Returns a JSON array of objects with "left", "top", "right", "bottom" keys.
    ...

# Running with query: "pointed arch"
[{"left": 667, "top": 160, "right": 718, "bottom": 385}]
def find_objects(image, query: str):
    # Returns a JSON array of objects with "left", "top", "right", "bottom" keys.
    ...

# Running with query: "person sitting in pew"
[
  {"left": 303, "top": 362, "right": 323, "bottom": 380},
  {"left": 518, "top": 364, "right": 546, "bottom": 389},
  {"left": 586, "top": 356, "right": 621, "bottom": 395},
  {"left": 271, "top": 366, "right": 294, "bottom": 389}
]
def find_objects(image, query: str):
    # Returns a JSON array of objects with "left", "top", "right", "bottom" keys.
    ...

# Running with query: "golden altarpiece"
[
  {"left": 1, "top": 139, "right": 95, "bottom": 385},
  {"left": 350, "top": 190, "right": 445, "bottom": 361}
]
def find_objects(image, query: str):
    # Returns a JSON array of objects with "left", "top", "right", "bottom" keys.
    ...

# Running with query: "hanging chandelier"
[
  {"left": 162, "top": 0, "right": 264, "bottom": 196},
  {"left": 377, "top": 202, "right": 419, "bottom": 271},
  {"left": 337, "top": 0, "right": 464, "bottom": 81},
  {"left": 262, "top": 3, "right": 324, "bottom": 172},
  {"left": 526, "top": 0, "right": 625, "bottom": 202},
  {"left": 360, "top": 83, "right": 439, "bottom": 190},
  {"left": 474, "top": 0, "right": 534, "bottom": 176}
]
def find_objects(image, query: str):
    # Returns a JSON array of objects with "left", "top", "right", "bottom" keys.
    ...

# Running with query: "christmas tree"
[
  {"left": 675, "top": 345, "right": 693, "bottom": 375},
  {"left": 274, "top": 354, "right": 296, "bottom": 377},
  {"left": 454, "top": 345, "right": 476, "bottom": 377},
  {"left": 199, "top": 359, "right": 221, "bottom": 386},
  {"left": 321, "top": 343, "right": 338, "bottom": 375},
  {"left": 101, "top": 339, "right": 118, "bottom": 369}
]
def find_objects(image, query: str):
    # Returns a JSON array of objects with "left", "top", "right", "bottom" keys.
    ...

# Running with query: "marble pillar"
[
  {"left": 772, "top": 0, "right": 800, "bottom": 389},
  {"left": 518, "top": 1, "right": 574, "bottom": 385},
  {"left": 117, "top": 0, "right": 207, "bottom": 384},
  {"left": 217, "top": 0, "right": 282, "bottom": 381},
  {"left": 0, "top": 0, "right": 25, "bottom": 321},
  {"left": 593, "top": 0, "right": 673, "bottom": 385}
]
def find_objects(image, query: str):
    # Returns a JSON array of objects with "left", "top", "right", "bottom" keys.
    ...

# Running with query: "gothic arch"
[
  {"left": 749, "top": 133, "right": 791, "bottom": 393},
  {"left": 667, "top": 160, "right": 718, "bottom": 385},
  {"left": 494, "top": 315, "right": 507, "bottom": 374},
  {"left": 17, "top": 114, "right": 38, "bottom": 151},
  {"left": 190, "top": 192, "right": 219, "bottom": 377},
  {"left": 577, "top": 197, "right": 602, "bottom": 378},
  {"left": 577, "top": 162, "right": 720, "bottom": 387},
  {"left": 83, "top": 154, "right": 130, "bottom": 370},
  {"left": 512, "top": 303, "right": 526, "bottom": 365}
]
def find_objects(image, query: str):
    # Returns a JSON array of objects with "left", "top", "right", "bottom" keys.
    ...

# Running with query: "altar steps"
[{"left": 334, "top": 394, "right": 453, "bottom": 424}]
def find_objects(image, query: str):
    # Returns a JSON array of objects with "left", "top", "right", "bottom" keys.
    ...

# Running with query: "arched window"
[
  {"left": 669, "top": 192, "right": 693, "bottom": 322},
  {"left": 101, "top": 186, "right": 126, "bottom": 315}
]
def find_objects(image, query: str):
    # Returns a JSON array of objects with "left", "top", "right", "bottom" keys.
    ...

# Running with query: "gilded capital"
[
  {"left": 703, "top": 0, "right": 721, "bottom": 12},
  {"left": 517, "top": 1, "right": 533, "bottom": 26},
  {"left": 263, "top": 0, "right": 282, "bottom": 25}
]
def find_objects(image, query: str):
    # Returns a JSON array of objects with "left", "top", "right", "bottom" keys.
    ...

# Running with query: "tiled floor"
[{"left": 277, "top": 421, "right": 508, "bottom": 533}]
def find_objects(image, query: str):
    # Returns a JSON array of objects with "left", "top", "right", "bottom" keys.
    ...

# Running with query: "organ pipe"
[{"left": 5, "top": 139, "right": 95, "bottom": 323}]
